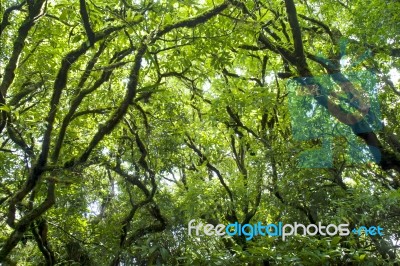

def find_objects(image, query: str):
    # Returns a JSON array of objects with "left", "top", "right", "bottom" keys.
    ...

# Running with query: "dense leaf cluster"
[{"left": 0, "top": 0, "right": 399, "bottom": 265}]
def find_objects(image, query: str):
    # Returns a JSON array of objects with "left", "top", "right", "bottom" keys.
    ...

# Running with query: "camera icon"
[{"left": 287, "top": 69, "right": 382, "bottom": 168}]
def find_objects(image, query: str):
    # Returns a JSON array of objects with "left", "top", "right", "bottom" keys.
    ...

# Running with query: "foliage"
[{"left": 0, "top": 0, "right": 399, "bottom": 265}]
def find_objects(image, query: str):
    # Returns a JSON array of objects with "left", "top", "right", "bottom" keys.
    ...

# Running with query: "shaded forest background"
[{"left": 0, "top": 0, "right": 399, "bottom": 264}]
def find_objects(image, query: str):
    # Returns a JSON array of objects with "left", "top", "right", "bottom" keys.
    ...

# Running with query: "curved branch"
[
  {"left": 79, "top": 0, "right": 95, "bottom": 46},
  {"left": 0, "top": 1, "right": 27, "bottom": 37},
  {"left": 155, "top": 1, "right": 230, "bottom": 39},
  {"left": 298, "top": 14, "right": 334, "bottom": 42},
  {"left": 52, "top": 46, "right": 134, "bottom": 163},
  {"left": 185, "top": 135, "right": 235, "bottom": 207},
  {"left": 284, "top": 0, "right": 307, "bottom": 68},
  {"left": 0, "top": 181, "right": 55, "bottom": 261},
  {"left": 72, "top": 2, "right": 230, "bottom": 166},
  {"left": 0, "top": 0, "right": 46, "bottom": 97}
]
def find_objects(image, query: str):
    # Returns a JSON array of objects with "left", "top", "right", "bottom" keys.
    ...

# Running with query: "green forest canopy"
[{"left": 0, "top": 0, "right": 399, "bottom": 264}]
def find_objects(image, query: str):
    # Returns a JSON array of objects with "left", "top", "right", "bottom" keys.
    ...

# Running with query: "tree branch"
[
  {"left": 0, "top": 1, "right": 27, "bottom": 37},
  {"left": 284, "top": 0, "right": 308, "bottom": 70},
  {"left": 79, "top": 0, "right": 95, "bottom": 46},
  {"left": 73, "top": 3, "right": 230, "bottom": 165},
  {"left": 0, "top": 181, "right": 55, "bottom": 260}
]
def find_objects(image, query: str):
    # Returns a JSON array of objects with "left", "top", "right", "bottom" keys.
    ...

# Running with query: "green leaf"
[{"left": 0, "top": 104, "right": 11, "bottom": 113}]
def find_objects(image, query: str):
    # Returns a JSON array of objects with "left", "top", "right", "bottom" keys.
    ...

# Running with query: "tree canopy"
[{"left": 0, "top": 0, "right": 399, "bottom": 265}]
